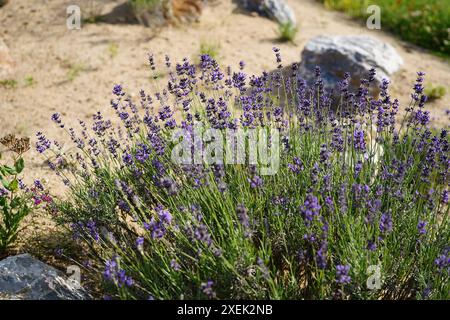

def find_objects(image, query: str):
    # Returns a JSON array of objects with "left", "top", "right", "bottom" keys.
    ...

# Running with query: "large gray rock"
[
  {"left": 235, "top": 0, "right": 296, "bottom": 26},
  {"left": 298, "top": 35, "right": 403, "bottom": 93},
  {"left": 0, "top": 254, "right": 91, "bottom": 300}
]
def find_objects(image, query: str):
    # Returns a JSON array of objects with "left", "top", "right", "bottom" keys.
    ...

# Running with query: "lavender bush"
[{"left": 39, "top": 49, "right": 449, "bottom": 299}]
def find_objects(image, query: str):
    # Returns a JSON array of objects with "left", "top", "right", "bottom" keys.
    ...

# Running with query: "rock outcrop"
[{"left": 0, "top": 254, "right": 91, "bottom": 300}]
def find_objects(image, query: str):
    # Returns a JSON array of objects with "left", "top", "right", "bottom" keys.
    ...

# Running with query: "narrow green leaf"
[
  {"left": 2, "top": 166, "right": 16, "bottom": 176},
  {"left": 0, "top": 176, "right": 9, "bottom": 189},
  {"left": 7, "top": 179, "right": 18, "bottom": 192},
  {"left": 14, "top": 158, "right": 25, "bottom": 174}
]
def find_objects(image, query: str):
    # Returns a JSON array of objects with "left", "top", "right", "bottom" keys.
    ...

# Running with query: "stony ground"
[{"left": 0, "top": 0, "right": 449, "bottom": 260}]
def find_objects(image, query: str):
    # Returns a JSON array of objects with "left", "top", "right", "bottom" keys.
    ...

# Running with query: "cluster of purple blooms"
[
  {"left": 35, "top": 132, "right": 51, "bottom": 153},
  {"left": 335, "top": 265, "right": 351, "bottom": 285},
  {"left": 201, "top": 280, "right": 216, "bottom": 299},
  {"left": 0, "top": 188, "right": 8, "bottom": 197},
  {"left": 71, "top": 220, "right": 99, "bottom": 241},
  {"left": 104, "top": 257, "right": 134, "bottom": 288},
  {"left": 435, "top": 247, "right": 450, "bottom": 274},
  {"left": 143, "top": 205, "right": 173, "bottom": 239}
]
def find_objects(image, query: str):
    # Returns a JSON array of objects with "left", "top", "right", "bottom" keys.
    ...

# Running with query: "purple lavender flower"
[
  {"left": 156, "top": 206, "right": 172, "bottom": 224},
  {"left": 319, "top": 144, "right": 330, "bottom": 164},
  {"left": 418, "top": 94, "right": 428, "bottom": 108},
  {"left": 103, "top": 257, "right": 134, "bottom": 287},
  {"left": 300, "top": 194, "right": 321, "bottom": 224},
  {"left": 236, "top": 204, "right": 252, "bottom": 238},
  {"left": 92, "top": 112, "right": 112, "bottom": 136},
  {"left": 165, "top": 54, "right": 171, "bottom": 68},
  {"left": 136, "top": 236, "right": 144, "bottom": 248},
  {"left": 248, "top": 175, "right": 263, "bottom": 189},
  {"left": 353, "top": 128, "right": 366, "bottom": 152},
  {"left": 422, "top": 286, "right": 432, "bottom": 299},
  {"left": 104, "top": 259, "right": 117, "bottom": 280},
  {"left": 34, "top": 180, "right": 44, "bottom": 191},
  {"left": 112, "top": 84, "right": 124, "bottom": 96},
  {"left": 367, "top": 240, "right": 377, "bottom": 251},
  {"left": 434, "top": 249, "right": 449, "bottom": 273},
  {"left": 122, "top": 153, "right": 133, "bottom": 166},
  {"left": 86, "top": 220, "right": 100, "bottom": 241},
  {"left": 201, "top": 280, "right": 216, "bottom": 299},
  {"left": 117, "top": 269, "right": 134, "bottom": 287},
  {"left": 441, "top": 190, "right": 449, "bottom": 204},
  {"left": 194, "top": 223, "right": 213, "bottom": 247},
  {"left": 54, "top": 248, "right": 64, "bottom": 257},
  {"left": 148, "top": 53, "right": 156, "bottom": 71},
  {"left": 415, "top": 110, "right": 430, "bottom": 126},
  {"left": 368, "top": 68, "right": 376, "bottom": 82},
  {"left": 170, "top": 259, "right": 181, "bottom": 271},
  {"left": 331, "top": 127, "right": 344, "bottom": 152},
  {"left": 135, "top": 143, "right": 151, "bottom": 163},
  {"left": 232, "top": 72, "right": 246, "bottom": 92},
  {"left": 324, "top": 196, "right": 334, "bottom": 212},
  {"left": 303, "top": 232, "right": 317, "bottom": 243},
  {"left": 143, "top": 206, "right": 172, "bottom": 239},
  {"left": 145, "top": 218, "right": 166, "bottom": 239},
  {"left": 159, "top": 176, "right": 178, "bottom": 195},
  {"left": 36, "top": 132, "right": 51, "bottom": 153},
  {"left": 413, "top": 71, "right": 425, "bottom": 96},
  {"left": 335, "top": 264, "right": 351, "bottom": 284},
  {"left": 417, "top": 220, "right": 427, "bottom": 235},
  {"left": 18, "top": 179, "right": 26, "bottom": 190},
  {"left": 380, "top": 79, "right": 390, "bottom": 102},
  {"left": 71, "top": 220, "right": 99, "bottom": 241},
  {"left": 272, "top": 47, "right": 282, "bottom": 68},
  {"left": 316, "top": 240, "right": 328, "bottom": 269},
  {"left": 257, "top": 257, "right": 270, "bottom": 279},
  {"left": 354, "top": 160, "right": 363, "bottom": 177},
  {"left": 51, "top": 113, "right": 64, "bottom": 128},
  {"left": 379, "top": 213, "right": 393, "bottom": 234}
]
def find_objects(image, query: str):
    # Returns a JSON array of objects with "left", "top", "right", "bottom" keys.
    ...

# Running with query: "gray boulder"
[
  {"left": 298, "top": 35, "right": 403, "bottom": 93},
  {"left": 235, "top": 0, "right": 297, "bottom": 26},
  {"left": 0, "top": 254, "right": 91, "bottom": 300}
]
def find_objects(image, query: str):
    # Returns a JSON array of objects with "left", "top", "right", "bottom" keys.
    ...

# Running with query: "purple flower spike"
[{"left": 335, "top": 264, "right": 351, "bottom": 284}]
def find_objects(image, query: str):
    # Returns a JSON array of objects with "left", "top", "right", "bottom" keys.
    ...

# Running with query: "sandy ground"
[{"left": 0, "top": 0, "right": 449, "bottom": 257}]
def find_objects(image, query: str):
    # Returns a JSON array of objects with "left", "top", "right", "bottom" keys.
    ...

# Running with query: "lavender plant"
[{"left": 40, "top": 50, "right": 449, "bottom": 299}]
